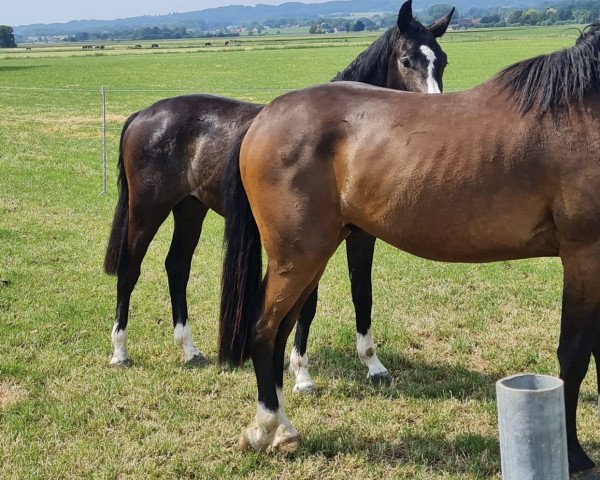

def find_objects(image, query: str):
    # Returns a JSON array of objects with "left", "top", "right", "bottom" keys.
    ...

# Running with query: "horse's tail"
[
  {"left": 103, "top": 111, "right": 139, "bottom": 276},
  {"left": 218, "top": 126, "right": 263, "bottom": 367}
]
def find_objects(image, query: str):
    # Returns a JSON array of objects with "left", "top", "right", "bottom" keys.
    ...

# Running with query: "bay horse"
[
  {"left": 103, "top": 0, "right": 454, "bottom": 390},
  {"left": 219, "top": 24, "right": 600, "bottom": 475}
]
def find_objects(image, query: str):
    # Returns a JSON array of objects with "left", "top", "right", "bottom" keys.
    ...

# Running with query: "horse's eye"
[{"left": 400, "top": 57, "right": 412, "bottom": 69}]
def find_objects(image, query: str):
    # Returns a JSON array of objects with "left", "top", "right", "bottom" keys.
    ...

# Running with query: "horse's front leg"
[
  {"left": 346, "top": 229, "right": 391, "bottom": 384},
  {"left": 289, "top": 287, "right": 318, "bottom": 394},
  {"left": 559, "top": 248, "right": 600, "bottom": 475}
]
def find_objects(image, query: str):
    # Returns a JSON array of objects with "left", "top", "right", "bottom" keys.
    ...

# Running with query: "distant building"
[{"left": 448, "top": 19, "right": 479, "bottom": 30}]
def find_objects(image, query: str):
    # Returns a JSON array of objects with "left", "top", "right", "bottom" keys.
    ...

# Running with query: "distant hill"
[{"left": 14, "top": 0, "right": 542, "bottom": 37}]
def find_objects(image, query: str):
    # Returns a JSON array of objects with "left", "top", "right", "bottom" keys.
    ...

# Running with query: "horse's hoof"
[
  {"left": 275, "top": 436, "right": 299, "bottom": 454},
  {"left": 273, "top": 424, "right": 299, "bottom": 453},
  {"left": 239, "top": 432, "right": 252, "bottom": 451},
  {"left": 369, "top": 371, "right": 392, "bottom": 386},
  {"left": 572, "top": 468, "right": 600, "bottom": 480},
  {"left": 184, "top": 353, "right": 208, "bottom": 367},
  {"left": 239, "top": 426, "right": 271, "bottom": 452},
  {"left": 109, "top": 357, "right": 131, "bottom": 368},
  {"left": 292, "top": 381, "right": 316, "bottom": 395}
]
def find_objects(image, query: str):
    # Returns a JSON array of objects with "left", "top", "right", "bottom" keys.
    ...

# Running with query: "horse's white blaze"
[
  {"left": 289, "top": 347, "right": 315, "bottom": 393},
  {"left": 357, "top": 329, "right": 389, "bottom": 378},
  {"left": 420, "top": 45, "right": 441, "bottom": 94},
  {"left": 173, "top": 322, "right": 201, "bottom": 362},
  {"left": 110, "top": 323, "right": 128, "bottom": 364}
]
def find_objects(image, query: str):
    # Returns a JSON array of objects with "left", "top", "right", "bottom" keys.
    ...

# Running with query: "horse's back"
[
  {"left": 122, "top": 94, "right": 263, "bottom": 213},
  {"left": 241, "top": 81, "right": 578, "bottom": 262}
]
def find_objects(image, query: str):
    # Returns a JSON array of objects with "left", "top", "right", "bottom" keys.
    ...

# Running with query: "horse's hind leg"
[
  {"left": 346, "top": 229, "right": 391, "bottom": 384},
  {"left": 110, "top": 203, "right": 171, "bottom": 365},
  {"left": 289, "top": 286, "right": 318, "bottom": 394},
  {"left": 273, "top": 273, "right": 328, "bottom": 449},
  {"left": 165, "top": 196, "right": 207, "bottom": 365},
  {"left": 240, "top": 266, "right": 314, "bottom": 452},
  {"left": 559, "top": 246, "right": 600, "bottom": 474},
  {"left": 241, "top": 236, "right": 342, "bottom": 452}
]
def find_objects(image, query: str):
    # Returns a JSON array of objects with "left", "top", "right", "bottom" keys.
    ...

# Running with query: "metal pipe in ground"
[{"left": 496, "top": 373, "right": 568, "bottom": 480}]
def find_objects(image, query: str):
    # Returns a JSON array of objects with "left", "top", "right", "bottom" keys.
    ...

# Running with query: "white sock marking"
[
  {"left": 289, "top": 347, "right": 315, "bottom": 393},
  {"left": 242, "top": 390, "right": 299, "bottom": 451},
  {"left": 357, "top": 328, "right": 389, "bottom": 378},
  {"left": 110, "top": 323, "right": 128, "bottom": 364},
  {"left": 276, "top": 387, "right": 284, "bottom": 407},
  {"left": 256, "top": 402, "right": 280, "bottom": 430},
  {"left": 173, "top": 322, "right": 201, "bottom": 362},
  {"left": 420, "top": 45, "right": 441, "bottom": 94}
]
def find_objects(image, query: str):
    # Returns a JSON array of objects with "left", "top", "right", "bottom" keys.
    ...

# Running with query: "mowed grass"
[{"left": 1, "top": 27, "right": 598, "bottom": 479}]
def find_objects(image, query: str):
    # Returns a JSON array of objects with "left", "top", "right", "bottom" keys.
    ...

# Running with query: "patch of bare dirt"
[{"left": 0, "top": 381, "right": 27, "bottom": 409}]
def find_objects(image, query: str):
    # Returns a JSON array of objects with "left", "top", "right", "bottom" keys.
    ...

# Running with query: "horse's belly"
[
  {"left": 382, "top": 228, "right": 558, "bottom": 263},
  {"left": 350, "top": 200, "right": 559, "bottom": 263}
]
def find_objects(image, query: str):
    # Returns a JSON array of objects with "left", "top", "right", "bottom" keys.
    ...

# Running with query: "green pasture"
[
  {"left": 1, "top": 25, "right": 598, "bottom": 479},
  {"left": 3, "top": 24, "right": 583, "bottom": 60}
]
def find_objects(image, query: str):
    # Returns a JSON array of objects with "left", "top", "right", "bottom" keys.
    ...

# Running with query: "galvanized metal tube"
[{"left": 496, "top": 373, "right": 568, "bottom": 480}]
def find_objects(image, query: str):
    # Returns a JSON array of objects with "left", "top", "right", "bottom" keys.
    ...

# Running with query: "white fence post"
[{"left": 100, "top": 86, "right": 107, "bottom": 195}]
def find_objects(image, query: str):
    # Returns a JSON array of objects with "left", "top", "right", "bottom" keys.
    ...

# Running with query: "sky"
[{"left": 4, "top": 0, "right": 329, "bottom": 26}]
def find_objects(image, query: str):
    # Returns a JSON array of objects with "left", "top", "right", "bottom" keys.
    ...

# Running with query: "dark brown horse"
[
  {"left": 219, "top": 24, "right": 600, "bottom": 475},
  {"left": 104, "top": 1, "right": 454, "bottom": 389}
]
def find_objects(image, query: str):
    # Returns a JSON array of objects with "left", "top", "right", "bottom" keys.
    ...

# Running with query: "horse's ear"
[
  {"left": 428, "top": 7, "right": 455, "bottom": 38},
  {"left": 397, "top": 0, "right": 413, "bottom": 34}
]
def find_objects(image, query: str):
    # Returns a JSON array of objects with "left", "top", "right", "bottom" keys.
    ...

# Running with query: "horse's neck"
[
  {"left": 331, "top": 34, "right": 392, "bottom": 86},
  {"left": 332, "top": 58, "right": 389, "bottom": 87}
]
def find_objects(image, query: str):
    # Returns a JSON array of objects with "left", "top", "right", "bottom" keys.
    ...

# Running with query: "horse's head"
[{"left": 387, "top": 0, "right": 454, "bottom": 94}]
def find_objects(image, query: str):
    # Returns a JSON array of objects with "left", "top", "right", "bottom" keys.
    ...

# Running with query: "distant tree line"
[
  {"left": 13, "top": 0, "right": 600, "bottom": 45},
  {"left": 308, "top": 0, "right": 600, "bottom": 33},
  {"left": 433, "top": 0, "right": 598, "bottom": 27},
  {"left": 471, "top": 1, "right": 600, "bottom": 28},
  {"left": 63, "top": 26, "right": 197, "bottom": 42},
  {"left": 309, "top": 19, "right": 372, "bottom": 34}
]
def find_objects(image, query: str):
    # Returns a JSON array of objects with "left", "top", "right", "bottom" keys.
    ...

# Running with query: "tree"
[
  {"left": 353, "top": 20, "right": 365, "bottom": 32},
  {"left": 508, "top": 9, "right": 524, "bottom": 25},
  {"left": 0, "top": 25, "right": 17, "bottom": 48},
  {"left": 428, "top": 4, "right": 455, "bottom": 19},
  {"left": 521, "top": 9, "right": 541, "bottom": 25},
  {"left": 481, "top": 14, "right": 501, "bottom": 25},
  {"left": 359, "top": 18, "right": 376, "bottom": 31},
  {"left": 556, "top": 8, "right": 573, "bottom": 22},
  {"left": 74, "top": 32, "right": 89, "bottom": 41},
  {"left": 588, "top": 5, "right": 600, "bottom": 22}
]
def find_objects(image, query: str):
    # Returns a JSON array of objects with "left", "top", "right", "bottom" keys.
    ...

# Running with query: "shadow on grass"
[
  {"left": 298, "top": 426, "right": 499, "bottom": 477},
  {"left": 307, "top": 346, "right": 499, "bottom": 401}
]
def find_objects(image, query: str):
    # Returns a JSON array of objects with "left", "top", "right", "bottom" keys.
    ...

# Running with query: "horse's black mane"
[
  {"left": 497, "top": 22, "right": 600, "bottom": 114},
  {"left": 330, "top": 27, "right": 398, "bottom": 86}
]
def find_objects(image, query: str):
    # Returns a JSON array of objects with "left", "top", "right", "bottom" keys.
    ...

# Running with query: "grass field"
[{"left": 1, "top": 25, "right": 598, "bottom": 479}]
